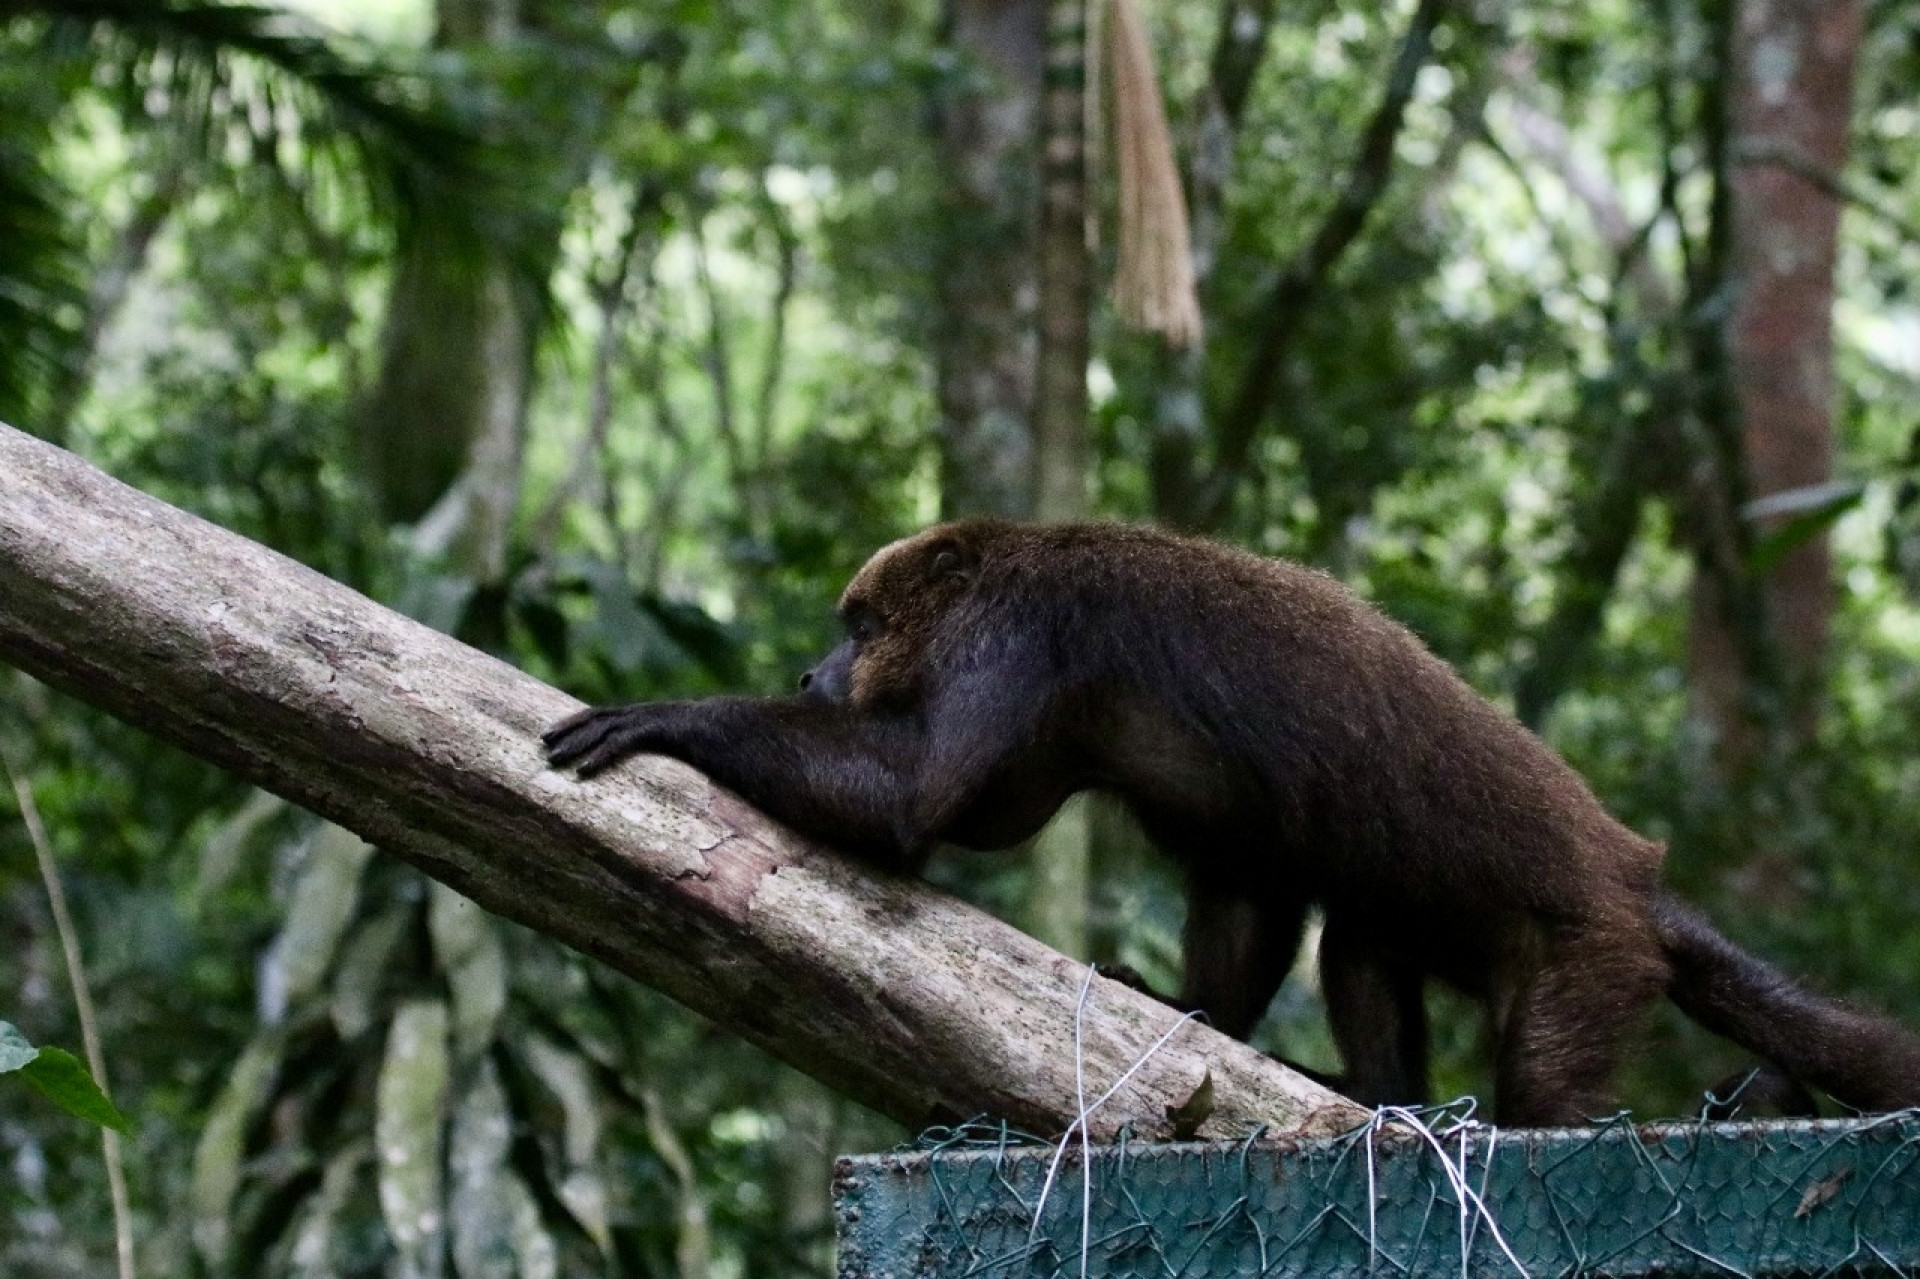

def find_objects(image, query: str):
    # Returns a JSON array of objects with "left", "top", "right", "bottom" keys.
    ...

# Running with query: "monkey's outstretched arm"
[{"left": 543, "top": 682, "right": 1044, "bottom": 869}]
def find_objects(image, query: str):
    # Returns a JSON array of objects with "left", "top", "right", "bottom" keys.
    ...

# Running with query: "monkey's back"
[{"left": 952, "top": 521, "right": 1664, "bottom": 938}]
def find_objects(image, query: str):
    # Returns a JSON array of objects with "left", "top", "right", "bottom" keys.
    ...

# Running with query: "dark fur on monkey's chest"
[{"left": 544, "top": 520, "right": 1920, "bottom": 1126}]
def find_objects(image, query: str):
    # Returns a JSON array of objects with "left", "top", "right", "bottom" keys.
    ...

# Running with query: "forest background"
[{"left": 3, "top": 0, "right": 1920, "bottom": 1274}]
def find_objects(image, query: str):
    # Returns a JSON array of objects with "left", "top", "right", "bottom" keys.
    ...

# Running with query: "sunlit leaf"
[
  {"left": 191, "top": 1034, "right": 286, "bottom": 1269},
  {"left": 376, "top": 998, "right": 450, "bottom": 1275},
  {"left": 0, "top": 1020, "right": 38, "bottom": 1073},
  {"left": 428, "top": 881, "right": 507, "bottom": 1064},
  {"left": 262, "top": 823, "right": 375, "bottom": 1017},
  {"left": 329, "top": 904, "right": 413, "bottom": 1042}
]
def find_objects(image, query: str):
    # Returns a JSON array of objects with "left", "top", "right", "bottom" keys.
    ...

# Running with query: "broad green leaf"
[
  {"left": 191, "top": 1035, "right": 285, "bottom": 1269},
  {"left": 329, "top": 904, "right": 413, "bottom": 1041},
  {"left": 1744, "top": 480, "right": 1866, "bottom": 575},
  {"left": 3, "top": 1023, "right": 131, "bottom": 1134},
  {"left": 265, "top": 824, "right": 375, "bottom": 1014},
  {"left": 377, "top": 998, "right": 450, "bottom": 1279},
  {"left": 449, "top": 1058, "right": 556, "bottom": 1278},
  {"left": 428, "top": 881, "right": 507, "bottom": 1064},
  {"left": 18, "top": 1045, "right": 134, "bottom": 1134},
  {"left": 287, "top": 1140, "right": 373, "bottom": 1279}
]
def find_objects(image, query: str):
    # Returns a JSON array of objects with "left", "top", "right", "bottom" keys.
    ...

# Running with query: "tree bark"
[
  {"left": 930, "top": 0, "right": 1047, "bottom": 519},
  {"left": 1025, "top": 0, "right": 1094, "bottom": 961},
  {"left": 1688, "top": 0, "right": 1860, "bottom": 755},
  {"left": 1728, "top": 0, "right": 1858, "bottom": 706},
  {"left": 0, "top": 421, "right": 1360, "bottom": 1143},
  {"left": 1031, "top": 0, "right": 1092, "bottom": 525}
]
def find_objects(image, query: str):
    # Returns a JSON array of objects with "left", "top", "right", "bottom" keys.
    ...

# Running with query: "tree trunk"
[
  {"left": 0, "top": 421, "right": 1359, "bottom": 1144},
  {"left": 356, "top": 218, "right": 535, "bottom": 553},
  {"left": 1689, "top": 0, "right": 1860, "bottom": 755},
  {"left": 1031, "top": 0, "right": 1092, "bottom": 524},
  {"left": 354, "top": 0, "right": 550, "bottom": 584},
  {"left": 1022, "top": 0, "right": 1096, "bottom": 961},
  {"left": 1148, "top": 0, "right": 1276, "bottom": 524},
  {"left": 930, "top": 0, "right": 1047, "bottom": 519}
]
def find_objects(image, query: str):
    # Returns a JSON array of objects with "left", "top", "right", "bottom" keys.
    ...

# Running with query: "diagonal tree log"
[{"left": 0, "top": 420, "right": 1363, "bottom": 1143}]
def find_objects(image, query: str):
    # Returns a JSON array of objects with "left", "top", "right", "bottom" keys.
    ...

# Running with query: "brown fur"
[{"left": 545, "top": 520, "right": 1920, "bottom": 1125}]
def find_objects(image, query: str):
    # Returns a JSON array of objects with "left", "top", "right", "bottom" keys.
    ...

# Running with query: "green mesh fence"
[{"left": 835, "top": 1109, "right": 1920, "bottom": 1277}]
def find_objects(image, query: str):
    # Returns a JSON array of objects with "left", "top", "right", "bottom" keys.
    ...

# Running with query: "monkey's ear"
[{"left": 926, "top": 536, "right": 977, "bottom": 583}]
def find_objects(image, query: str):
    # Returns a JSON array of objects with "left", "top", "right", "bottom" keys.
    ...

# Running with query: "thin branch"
[
  {"left": 41, "top": 146, "right": 186, "bottom": 441},
  {"left": 1197, "top": 0, "right": 1448, "bottom": 527},
  {"left": 6, "top": 757, "right": 135, "bottom": 1279},
  {"left": 531, "top": 178, "right": 664, "bottom": 549},
  {"left": 751, "top": 186, "right": 798, "bottom": 473},
  {"left": 689, "top": 215, "right": 741, "bottom": 481},
  {"left": 1206, "top": 0, "right": 1280, "bottom": 129}
]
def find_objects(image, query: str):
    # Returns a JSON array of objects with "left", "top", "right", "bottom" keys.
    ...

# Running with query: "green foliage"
[
  {"left": 5, "top": 0, "right": 1920, "bottom": 1271},
  {"left": 0, "top": 1022, "right": 133, "bottom": 1135},
  {"left": 0, "top": 77, "right": 82, "bottom": 423}
]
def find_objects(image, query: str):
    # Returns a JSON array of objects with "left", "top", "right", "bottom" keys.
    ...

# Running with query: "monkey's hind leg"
[
  {"left": 1492, "top": 920, "right": 1669, "bottom": 1128},
  {"left": 1319, "top": 917, "right": 1430, "bottom": 1109},
  {"left": 1176, "top": 883, "right": 1309, "bottom": 1043}
]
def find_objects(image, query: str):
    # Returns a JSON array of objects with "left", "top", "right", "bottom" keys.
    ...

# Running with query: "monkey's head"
[{"left": 800, "top": 522, "right": 996, "bottom": 709}]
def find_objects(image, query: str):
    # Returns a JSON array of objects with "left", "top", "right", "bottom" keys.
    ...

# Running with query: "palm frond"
[
  {"left": 0, "top": 86, "right": 81, "bottom": 425},
  {"left": 24, "top": 0, "right": 498, "bottom": 241},
  {"left": 0, "top": 0, "right": 556, "bottom": 419}
]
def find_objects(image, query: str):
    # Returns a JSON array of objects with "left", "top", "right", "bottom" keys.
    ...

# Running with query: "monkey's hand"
[
  {"left": 540, "top": 697, "right": 937, "bottom": 866},
  {"left": 540, "top": 690, "right": 1045, "bottom": 871},
  {"left": 543, "top": 703, "right": 676, "bottom": 777}
]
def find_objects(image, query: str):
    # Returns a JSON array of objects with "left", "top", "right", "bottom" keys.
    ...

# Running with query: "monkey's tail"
[{"left": 1654, "top": 890, "right": 1920, "bottom": 1114}]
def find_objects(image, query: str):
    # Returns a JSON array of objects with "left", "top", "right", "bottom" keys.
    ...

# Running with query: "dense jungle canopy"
[{"left": 3, "top": 0, "right": 1919, "bottom": 1274}]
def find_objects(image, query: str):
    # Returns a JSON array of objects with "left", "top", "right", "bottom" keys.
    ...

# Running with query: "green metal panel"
[{"left": 835, "top": 1114, "right": 1920, "bottom": 1277}]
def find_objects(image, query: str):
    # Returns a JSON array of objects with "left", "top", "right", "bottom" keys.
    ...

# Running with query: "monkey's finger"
[
  {"left": 543, "top": 716, "right": 623, "bottom": 767},
  {"left": 542, "top": 705, "right": 616, "bottom": 749},
  {"left": 573, "top": 727, "right": 648, "bottom": 778}
]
